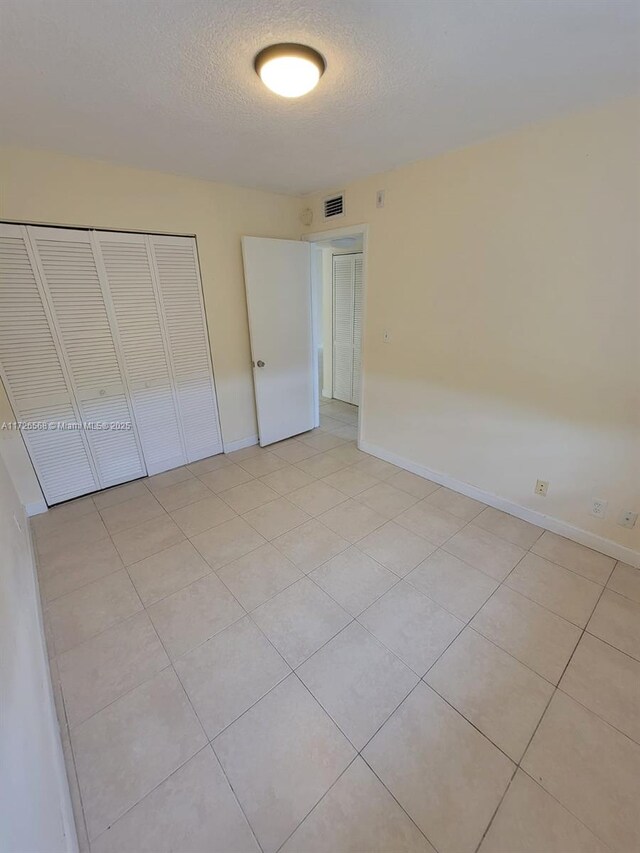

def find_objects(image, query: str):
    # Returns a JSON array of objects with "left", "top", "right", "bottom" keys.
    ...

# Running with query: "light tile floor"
[{"left": 34, "top": 407, "right": 639, "bottom": 853}]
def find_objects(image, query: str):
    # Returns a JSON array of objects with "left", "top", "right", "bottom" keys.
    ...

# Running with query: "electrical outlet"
[
  {"left": 591, "top": 498, "right": 608, "bottom": 518},
  {"left": 534, "top": 479, "right": 549, "bottom": 496},
  {"left": 376, "top": 189, "right": 385, "bottom": 208},
  {"left": 618, "top": 509, "right": 638, "bottom": 529}
]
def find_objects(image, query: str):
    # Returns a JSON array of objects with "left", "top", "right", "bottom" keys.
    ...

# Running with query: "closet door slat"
[
  {"left": 28, "top": 226, "right": 146, "bottom": 489},
  {"left": 95, "top": 232, "right": 186, "bottom": 475},
  {"left": 1, "top": 225, "right": 224, "bottom": 504},
  {"left": 149, "top": 235, "right": 223, "bottom": 462},
  {"left": 0, "top": 224, "right": 99, "bottom": 504}
]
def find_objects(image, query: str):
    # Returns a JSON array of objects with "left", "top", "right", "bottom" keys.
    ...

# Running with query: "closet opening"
[{"left": 0, "top": 222, "right": 223, "bottom": 507}]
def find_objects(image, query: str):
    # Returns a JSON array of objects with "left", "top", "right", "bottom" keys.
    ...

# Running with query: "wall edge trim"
[
  {"left": 26, "top": 519, "right": 80, "bottom": 852},
  {"left": 359, "top": 439, "right": 640, "bottom": 568}
]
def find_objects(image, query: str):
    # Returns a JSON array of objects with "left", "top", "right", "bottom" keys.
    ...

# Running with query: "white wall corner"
[
  {"left": 222, "top": 434, "right": 259, "bottom": 454},
  {"left": 26, "top": 500, "right": 48, "bottom": 517},
  {"left": 0, "top": 431, "right": 45, "bottom": 510},
  {"left": 359, "top": 440, "right": 640, "bottom": 569},
  {"left": 26, "top": 525, "right": 80, "bottom": 853}
]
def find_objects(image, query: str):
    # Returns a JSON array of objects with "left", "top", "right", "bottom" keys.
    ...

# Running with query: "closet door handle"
[{"left": 256, "top": 360, "right": 265, "bottom": 368}]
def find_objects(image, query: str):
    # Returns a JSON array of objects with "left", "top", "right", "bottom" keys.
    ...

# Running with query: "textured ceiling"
[{"left": 1, "top": 0, "right": 638, "bottom": 195}]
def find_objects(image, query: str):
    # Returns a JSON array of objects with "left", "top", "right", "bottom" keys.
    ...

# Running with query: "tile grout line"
[
  {"left": 50, "top": 475, "right": 554, "bottom": 734},
  {"left": 272, "top": 754, "right": 362, "bottom": 853},
  {"left": 472, "top": 764, "right": 519, "bottom": 853},
  {"left": 114, "top": 481, "right": 302, "bottom": 851},
  {"left": 61, "top": 519, "right": 202, "bottom": 849},
  {"left": 473, "top": 557, "right": 618, "bottom": 852},
  {"left": 41, "top": 469, "right": 601, "bottom": 677},
  {"left": 32, "top": 447, "right": 462, "bottom": 850},
  {"left": 55, "top": 534, "right": 178, "bottom": 728},
  {"left": 580, "top": 627, "right": 640, "bottom": 663},
  {"left": 460, "top": 539, "right": 592, "bottom": 683},
  {"left": 153, "top": 620, "right": 267, "bottom": 853},
  {"left": 64, "top": 716, "right": 93, "bottom": 851},
  {"left": 554, "top": 684, "right": 640, "bottom": 748},
  {"left": 32, "top": 544, "right": 93, "bottom": 853},
  {"left": 356, "top": 679, "right": 445, "bottom": 853},
  {"left": 292, "top": 597, "right": 486, "bottom": 852},
  {"left": 351, "top": 522, "right": 617, "bottom": 852},
  {"left": 35, "top": 445, "right": 630, "bottom": 852},
  {"left": 195, "top": 548, "right": 342, "bottom": 851},
  {"left": 276, "top": 672, "right": 436, "bottom": 853},
  {"left": 107, "top": 530, "right": 265, "bottom": 853},
  {"left": 122, "top": 504, "right": 368, "bottom": 674},
  {"left": 59, "top": 595, "right": 259, "bottom": 842},
  {"left": 523, "top": 547, "right": 617, "bottom": 585}
]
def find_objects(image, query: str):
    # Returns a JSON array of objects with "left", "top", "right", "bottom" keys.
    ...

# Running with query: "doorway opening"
[
  {"left": 306, "top": 225, "right": 367, "bottom": 446},
  {"left": 240, "top": 224, "right": 367, "bottom": 448}
]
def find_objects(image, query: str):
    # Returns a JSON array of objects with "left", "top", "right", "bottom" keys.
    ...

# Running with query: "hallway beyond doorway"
[{"left": 320, "top": 398, "right": 358, "bottom": 442}]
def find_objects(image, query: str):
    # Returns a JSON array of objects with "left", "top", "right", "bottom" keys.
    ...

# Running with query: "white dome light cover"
[{"left": 255, "top": 43, "right": 326, "bottom": 98}]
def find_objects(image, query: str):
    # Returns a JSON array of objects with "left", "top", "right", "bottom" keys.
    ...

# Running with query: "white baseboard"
[
  {"left": 25, "top": 438, "right": 260, "bottom": 512},
  {"left": 359, "top": 440, "right": 640, "bottom": 568},
  {"left": 223, "top": 434, "right": 259, "bottom": 454}
]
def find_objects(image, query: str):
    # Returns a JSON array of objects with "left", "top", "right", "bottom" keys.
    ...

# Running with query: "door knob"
[{"left": 257, "top": 360, "right": 265, "bottom": 368}]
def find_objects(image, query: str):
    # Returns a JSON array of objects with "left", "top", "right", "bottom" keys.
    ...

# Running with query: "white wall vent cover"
[{"left": 323, "top": 193, "right": 345, "bottom": 219}]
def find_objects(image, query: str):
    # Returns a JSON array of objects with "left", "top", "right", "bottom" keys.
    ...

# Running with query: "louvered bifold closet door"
[
  {"left": 0, "top": 224, "right": 99, "bottom": 503},
  {"left": 351, "top": 254, "right": 363, "bottom": 405},
  {"left": 94, "top": 231, "right": 186, "bottom": 475},
  {"left": 149, "top": 235, "right": 223, "bottom": 462},
  {"left": 332, "top": 254, "right": 355, "bottom": 403},
  {"left": 28, "top": 227, "right": 146, "bottom": 489}
]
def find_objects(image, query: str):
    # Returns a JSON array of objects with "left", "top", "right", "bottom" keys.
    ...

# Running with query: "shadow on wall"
[{"left": 0, "top": 453, "right": 74, "bottom": 852}]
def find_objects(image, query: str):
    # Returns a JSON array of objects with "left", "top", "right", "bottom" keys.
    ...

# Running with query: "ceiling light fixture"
[{"left": 254, "top": 43, "right": 325, "bottom": 98}]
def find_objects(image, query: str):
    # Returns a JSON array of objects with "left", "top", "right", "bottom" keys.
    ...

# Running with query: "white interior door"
[{"left": 241, "top": 237, "right": 314, "bottom": 446}]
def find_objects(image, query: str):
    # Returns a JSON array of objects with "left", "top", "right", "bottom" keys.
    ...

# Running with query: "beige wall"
[
  {"left": 1, "top": 101, "right": 638, "bottom": 559},
  {"left": 304, "top": 98, "right": 640, "bottom": 557},
  {"left": 0, "top": 147, "right": 301, "bottom": 445}
]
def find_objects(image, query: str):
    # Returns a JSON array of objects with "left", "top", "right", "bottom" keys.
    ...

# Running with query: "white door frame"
[{"left": 302, "top": 224, "right": 369, "bottom": 448}]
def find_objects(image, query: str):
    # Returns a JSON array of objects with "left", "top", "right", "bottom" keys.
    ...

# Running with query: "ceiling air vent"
[{"left": 323, "top": 193, "right": 345, "bottom": 219}]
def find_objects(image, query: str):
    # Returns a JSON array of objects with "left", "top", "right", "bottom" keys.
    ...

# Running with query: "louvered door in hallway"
[{"left": 332, "top": 252, "right": 363, "bottom": 406}]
